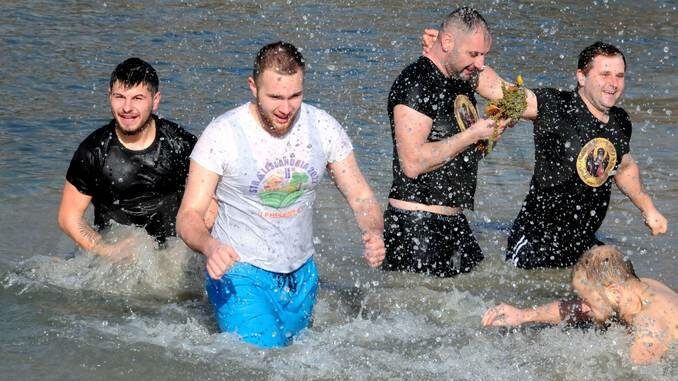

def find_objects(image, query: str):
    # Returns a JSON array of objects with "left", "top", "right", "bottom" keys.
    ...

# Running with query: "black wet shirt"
[
  {"left": 513, "top": 88, "right": 631, "bottom": 255},
  {"left": 66, "top": 116, "right": 197, "bottom": 241},
  {"left": 387, "top": 56, "right": 483, "bottom": 209}
]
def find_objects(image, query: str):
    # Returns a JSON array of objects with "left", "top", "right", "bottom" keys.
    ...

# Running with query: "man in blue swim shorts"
[{"left": 177, "top": 41, "right": 385, "bottom": 348}]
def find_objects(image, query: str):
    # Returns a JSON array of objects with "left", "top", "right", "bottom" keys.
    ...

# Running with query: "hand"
[
  {"left": 204, "top": 240, "right": 241, "bottom": 280},
  {"left": 421, "top": 28, "right": 439, "bottom": 55},
  {"left": 468, "top": 118, "right": 498, "bottom": 142},
  {"left": 490, "top": 118, "right": 514, "bottom": 143},
  {"left": 481, "top": 303, "right": 527, "bottom": 327},
  {"left": 362, "top": 231, "right": 385, "bottom": 268},
  {"left": 93, "top": 237, "right": 138, "bottom": 263},
  {"left": 643, "top": 209, "right": 668, "bottom": 236}
]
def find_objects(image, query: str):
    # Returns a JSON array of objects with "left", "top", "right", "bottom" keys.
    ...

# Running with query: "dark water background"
[{"left": 0, "top": 1, "right": 675, "bottom": 380}]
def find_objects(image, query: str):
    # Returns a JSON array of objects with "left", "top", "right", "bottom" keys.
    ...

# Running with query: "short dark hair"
[
  {"left": 577, "top": 41, "right": 626, "bottom": 75},
  {"left": 442, "top": 7, "right": 489, "bottom": 35},
  {"left": 109, "top": 57, "right": 159, "bottom": 94},
  {"left": 252, "top": 41, "right": 305, "bottom": 82}
]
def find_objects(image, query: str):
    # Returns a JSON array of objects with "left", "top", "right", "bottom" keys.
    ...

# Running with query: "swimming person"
[
  {"left": 57, "top": 58, "right": 198, "bottom": 261},
  {"left": 421, "top": 32, "right": 668, "bottom": 268},
  {"left": 383, "top": 7, "right": 511, "bottom": 277},
  {"left": 176, "top": 41, "right": 385, "bottom": 348},
  {"left": 481, "top": 245, "right": 678, "bottom": 364}
]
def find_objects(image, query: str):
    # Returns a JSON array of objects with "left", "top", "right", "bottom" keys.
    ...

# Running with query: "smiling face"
[
  {"left": 577, "top": 54, "right": 626, "bottom": 118},
  {"left": 248, "top": 69, "right": 304, "bottom": 137},
  {"left": 443, "top": 27, "right": 491, "bottom": 81},
  {"left": 109, "top": 81, "right": 160, "bottom": 136}
]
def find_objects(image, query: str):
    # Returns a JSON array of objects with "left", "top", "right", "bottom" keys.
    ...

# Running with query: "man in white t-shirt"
[{"left": 176, "top": 41, "right": 385, "bottom": 348}]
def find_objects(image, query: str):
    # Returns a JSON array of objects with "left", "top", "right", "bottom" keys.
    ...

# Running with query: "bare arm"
[
  {"left": 394, "top": 105, "right": 496, "bottom": 178},
  {"left": 327, "top": 152, "right": 385, "bottom": 267},
  {"left": 176, "top": 160, "right": 240, "bottom": 279},
  {"left": 614, "top": 153, "right": 668, "bottom": 235},
  {"left": 57, "top": 181, "right": 102, "bottom": 252},
  {"left": 481, "top": 298, "right": 594, "bottom": 327}
]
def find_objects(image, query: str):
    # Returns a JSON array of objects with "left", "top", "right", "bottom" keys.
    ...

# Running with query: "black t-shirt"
[
  {"left": 513, "top": 88, "right": 632, "bottom": 256},
  {"left": 387, "top": 56, "right": 483, "bottom": 209},
  {"left": 66, "top": 115, "right": 197, "bottom": 241}
]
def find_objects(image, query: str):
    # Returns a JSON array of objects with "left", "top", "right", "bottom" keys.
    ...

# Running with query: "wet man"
[
  {"left": 176, "top": 41, "right": 385, "bottom": 348},
  {"left": 421, "top": 34, "right": 668, "bottom": 268},
  {"left": 383, "top": 7, "right": 509, "bottom": 277},
  {"left": 482, "top": 245, "right": 678, "bottom": 364},
  {"left": 58, "top": 58, "right": 197, "bottom": 260}
]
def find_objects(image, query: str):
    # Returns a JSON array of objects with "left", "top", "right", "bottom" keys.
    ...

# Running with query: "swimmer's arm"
[
  {"left": 614, "top": 154, "right": 668, "bottom": 236},
  {"left": 482, "top": 299, "right": 592, "bottom": 327},
  {"left": 57, "top": 181, "right": 106, "bottom": 255},
  {"left": 176, "top": 160, "right": 239, "bottom": 280},
  {"left": 394, "top": 105, "right": 495, "bottom": 178},
  {"left": 628, "top": 317, "right": 670, "bottom": 364},
  {"left": 328, "top": 153, "right": 385, "bottom": 268},
  {"left": 475, "top": 67, "right": 538, "bottom": 121}
]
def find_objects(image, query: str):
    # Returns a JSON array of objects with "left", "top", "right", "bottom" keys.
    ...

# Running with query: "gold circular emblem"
[
  {"left": 576, "top": 138, "right": 617, "bottom": 187},
  {"left": 454, "top": 95, "right": 478, "bottom": 132}
]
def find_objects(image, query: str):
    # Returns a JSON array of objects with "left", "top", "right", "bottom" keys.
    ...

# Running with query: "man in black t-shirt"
[
  {"left": 417, "top": 35, "right": 668, "bottom": 270},
  {"left": 383, "top": 7, "right": 508, "bottom": 277},
  {"left": 503, "top": 42, "right": 667, "bottom": 268},
  {"left": 57, "top": 58, "right": 198, "bottom": 260}
]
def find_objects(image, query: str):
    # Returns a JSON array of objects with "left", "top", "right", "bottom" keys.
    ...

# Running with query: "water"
[{"left": 1, "top": 1, "right": 676, "bottom": 380}]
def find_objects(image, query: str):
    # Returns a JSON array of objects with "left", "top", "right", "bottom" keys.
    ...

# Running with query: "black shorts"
[
  {"left": 382, "top": 206, "right": 483, "bottom": 277},
  {"left": 505, "top": 228, "right": 603, "bottom": 269}
]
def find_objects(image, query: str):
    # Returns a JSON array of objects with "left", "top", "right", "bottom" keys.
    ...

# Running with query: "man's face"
[
  {"left": 109, "top": 81, "right": 159, "bottom": 136},
  {"left": 577, "top": 55, "right": 626, "bottom": 115},
  {"left": 572, "top": 273, "right": 615, "bottom": 324},
  {"left": 444, "top": 28, "right": 491, "bottom": 81},
  {"left": 248, "top": 69, "right": 304, "bottom": 137}
]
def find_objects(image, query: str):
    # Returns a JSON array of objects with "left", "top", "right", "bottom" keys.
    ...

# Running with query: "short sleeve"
[
  {"left": 613, "top": 108, "right": 632, "bottom": 157},
  {"left": 190, "top": 118, "right": 230, "bottom": 176},
  {"left": 316, "top": 110, "right": 353, "bottom": 164},
  {"left": 65, "top": 143, "right": 97, "bottom": 196}
]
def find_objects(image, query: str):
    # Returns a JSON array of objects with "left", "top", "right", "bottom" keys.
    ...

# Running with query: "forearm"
[
  {"left": 615, "top": 159, "right": 658, "bottom": 215},
  {"left": 521, "top": 301, "right": 564, "bottom": 324},
  {"left": 58, "top": 214, "right": 103, "bottom": 253},
  {"left": 350, "top": 193, "right": 384, "bottom": 236},
  {"left": 176, "top": 209, "right": 219, "bottom": 256},
  {"left": 401, "top": 129, "right": 477, "bottom": 177}
]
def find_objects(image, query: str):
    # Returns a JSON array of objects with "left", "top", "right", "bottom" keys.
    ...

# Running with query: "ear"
[
  {"left": 440, "top": 31, "right": 454, "bottom": 53},
  {"left": 247, "top": 76, "right": 258, "bottom": 98},
  {"left": 603, "top": 283, "right": 623, "bottom": 306},
  {"left": 576, "top": 69, "right": 586, "bottom": 88},
  {"left": 152, "top": 91, "right": 161, "bottom": 113}
]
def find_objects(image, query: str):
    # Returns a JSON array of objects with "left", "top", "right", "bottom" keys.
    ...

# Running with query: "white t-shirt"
[{"left": 191, "top": 102, "right": 353, "bottom": 273}]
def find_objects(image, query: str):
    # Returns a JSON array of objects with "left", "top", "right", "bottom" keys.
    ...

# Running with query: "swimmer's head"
[
  {"left": 577, "top": 42, "right": 626, "bottom": 76},
  {"left": 109, "top": 57, "right": 159, "bottom": 94},
  {"left": 252, "top": 41, "right": 305, "bottom": 84},
  {"left": 438, "top": 7, "right": 491, "bottom": 81}
]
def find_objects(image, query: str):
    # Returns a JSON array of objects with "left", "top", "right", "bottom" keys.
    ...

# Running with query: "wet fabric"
[
  {"left": 506, "top": 89, "right": 631, "bottom": 268},
  {"left": 190, "top": 102, "right": 352, "bottom": 273},
  {"left": 204, "top": 258, "right": 318, "bottom": 348},
  {"left": 66, "top": 115, "right": 196, "bottom": 241},
  {"left": 382, "top": 205, "right": 483, "bottom": 277},
  {"left": 387, "top": 56, "right": 483, "bottom": 209}
]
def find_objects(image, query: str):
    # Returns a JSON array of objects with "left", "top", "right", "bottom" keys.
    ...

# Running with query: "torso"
[{"left": 387, "top": 56, "right": 483, "bottom": 211}]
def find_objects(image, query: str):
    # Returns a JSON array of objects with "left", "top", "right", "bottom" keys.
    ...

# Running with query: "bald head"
[{"left": 572, "top": 245, "right": 639, "bottom": 288}]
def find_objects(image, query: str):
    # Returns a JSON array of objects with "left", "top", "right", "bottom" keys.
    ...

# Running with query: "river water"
[{"left": 1, "top": 1, "right": 676, "bottom": 380}]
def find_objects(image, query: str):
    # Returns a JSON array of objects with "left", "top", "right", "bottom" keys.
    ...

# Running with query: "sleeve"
[
  {"left": 615, "top": 108, "right": 632, "bottom": 157},
  {"left": 317, "top": 110, "right": 353, "bottom": 164},
  {"left": 65, "top": 141, "right": 99, "bottom": 196},
  {"left": 389, "top": 70, "right": 438, "bottom": 119},
  {"left": 190, "top": 119, "right": 230, "bottom": 176}
]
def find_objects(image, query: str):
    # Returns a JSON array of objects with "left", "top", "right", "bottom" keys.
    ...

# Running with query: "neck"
[
  {"left": 116, "top": 116, "right": 156, "bottom": 150},
  {"left": 578, "top": 89, "right": 610, "bottom": 123},
  {"left": 424, "top": 49, "right": 451, "bottom": 78}
]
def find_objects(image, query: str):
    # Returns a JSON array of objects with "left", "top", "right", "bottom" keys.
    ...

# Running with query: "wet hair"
[
  {"left": 572, "top": 245, "right": 639, "bottom": 287},
  {"left": 577, "top": 41, "right": 626, "bottom": 75},
  {"left": 109, "top": 57, "right": 159, "bottom": 94},
  {"left": 441, "top": 7, "right": 490, "bottom": 35},
  {"left": 252, "top": 41, "right": 305, "bottom": 82}
]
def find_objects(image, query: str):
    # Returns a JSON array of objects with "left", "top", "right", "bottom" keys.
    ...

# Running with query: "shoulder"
[
  {"left": 156, "top": 117, "right": 197, "bottom": 144},
  {"left": 76, "top": 121, "right": 116, "bottom": 153}
]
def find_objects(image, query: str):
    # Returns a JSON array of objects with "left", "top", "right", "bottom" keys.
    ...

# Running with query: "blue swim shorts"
[{"left": 204, "top": 258, "right": 318, "bottom": 348}]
